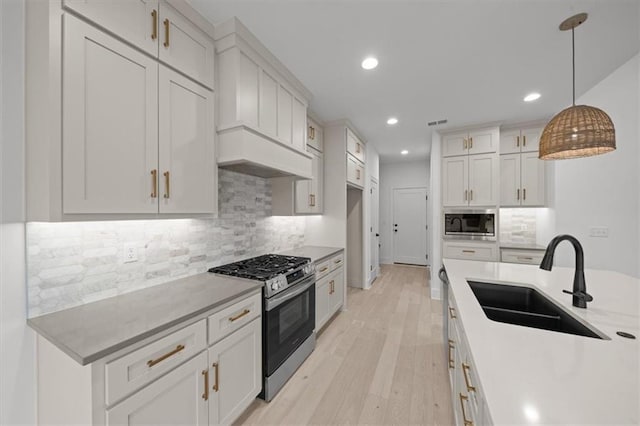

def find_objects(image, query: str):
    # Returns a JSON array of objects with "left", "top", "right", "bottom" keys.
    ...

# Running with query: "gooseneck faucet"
[{"left": 539, "top": 234, "right": 593, "bottom": 308}]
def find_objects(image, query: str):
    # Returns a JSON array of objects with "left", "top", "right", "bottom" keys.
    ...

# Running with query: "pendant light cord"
[{"left": 572, "top": 27, "right": 576, "bottom": 106}]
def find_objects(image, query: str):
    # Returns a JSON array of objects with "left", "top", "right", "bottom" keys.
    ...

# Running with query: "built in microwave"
[{"left": 443, "top": 209, "right": 496, "bottom": 241}]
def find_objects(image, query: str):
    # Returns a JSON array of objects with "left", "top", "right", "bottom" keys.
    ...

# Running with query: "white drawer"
[
  {"left": 501, "top": 248, "right": 545, "bottom": 265},
  {"left": 105, "top": 319, "right": 207, "bottom": 406},
  {"left": 443, "top": 242, "right": 498, "bottom": 261},
  {"left": 208, "top": 292, "right": 261, "bottom": 345},
  {"left": 330, "top": 252, "right": 344, "bottom": 271},
  {"left": 315, "top": 257, "right": 332, "bottom": 279}
]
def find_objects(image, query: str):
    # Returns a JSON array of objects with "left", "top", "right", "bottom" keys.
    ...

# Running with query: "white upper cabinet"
[
  {"left": 468, "top": 153, "right": 498, "bottom": 206},
  {"left": 215, "top": 18, "right": 312, "bottom": 178},
  {"left": 295, "top": 151, "right": 323, "bottom": 214},
  {"left": 346, "top": 129, "right": 365, "bottom": 164},
  {"left": 63, "top": 14, "right": 159, "bottom": 214},
  {"left": 62, "top": 0, "right": 214, "bottom": 88},
  {"left": 500, "top": 154, "right": 521, "bottom": 206},
  {"left": 306, "top": 116, "right": 324, "bottom": 152},
  {"left": 158, "top": 66, "right": 215, "bottom": 214},
  {"left": 500, "top": 127, "right": 542, "bottom": 154},
  {"left": 520, "top": 152, "right": 545, "bottom": 206},
  {"left": 442, "top": 127, "right": 498, "bottom": 157},
  {"left": 442, "top": 156, "right": 468, "bottom": 207}
]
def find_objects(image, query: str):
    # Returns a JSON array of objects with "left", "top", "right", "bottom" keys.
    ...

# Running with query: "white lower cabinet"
[
  {"left": 208, "top": 318, "right": 262, "bottom": 425},
  {"left": 315, "top": 252, "right": 345, "bottom": 331},
  {"left": 107, "top": 351, "right": 209, "bottom": 426}
]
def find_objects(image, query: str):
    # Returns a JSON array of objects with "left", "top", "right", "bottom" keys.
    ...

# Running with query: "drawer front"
[
  {"left": 315, "top": 257, "right": 332, "bottom": 279},
  {"left": 501, "top": 249, "right": 544, "bottom": 265},
  {"left": 330, "top": 252, "right": 344, "bottom": 271},
  {"left": 105, "top": 319, "right": 207, "bottom": 406},
  {"left": 208, "top": 292, "right": 261, "bottom": 345},
  {"left": 443, "top": 242, "right": 497, "bottom": 261}
]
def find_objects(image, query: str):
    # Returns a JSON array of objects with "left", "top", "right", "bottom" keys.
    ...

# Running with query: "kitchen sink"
[{"left": 467, "top": 280, "right": 604, "bottom": 339}]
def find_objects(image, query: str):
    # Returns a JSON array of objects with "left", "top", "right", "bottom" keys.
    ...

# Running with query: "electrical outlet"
[
  {"left": 124, "top": 243, "right": 138, "bottom": 263},
  {"left": 589, "top": 227, "right": 609, "bottom": 238}
]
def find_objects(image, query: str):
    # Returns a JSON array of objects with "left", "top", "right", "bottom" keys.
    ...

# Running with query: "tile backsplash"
[
  {"left": 499, "top": 208, "right": 538, "bottom": 244},
  {"left": 27, "top": 170, "right": 305, "bottom": 317}
]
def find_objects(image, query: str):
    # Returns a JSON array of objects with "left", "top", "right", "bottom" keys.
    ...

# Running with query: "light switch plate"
[{"left": 589, "top": 227, "right": 609, "bottom": 238}]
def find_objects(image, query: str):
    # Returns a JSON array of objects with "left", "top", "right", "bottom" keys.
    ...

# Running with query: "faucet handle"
[{"left": 562, "top": 289, "right": 594, "bottom": 302}]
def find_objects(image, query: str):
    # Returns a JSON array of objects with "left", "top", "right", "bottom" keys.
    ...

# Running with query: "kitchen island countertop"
[{"left": 444, "top": 258, "right": 639, "bottom": 425}]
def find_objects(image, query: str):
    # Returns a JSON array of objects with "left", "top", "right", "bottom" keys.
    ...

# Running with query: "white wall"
[
  {"left": 553, "top": 54, "right": 639, "bottom": 277},
  {"left": 0, "top": 0, "right": 37, "bottom": 424},
  {"left": 379, "top": 159, "right": 429, "bottom": 265},
  {"left": 429, "top": 133, "right": 442, "bottom": 300}
]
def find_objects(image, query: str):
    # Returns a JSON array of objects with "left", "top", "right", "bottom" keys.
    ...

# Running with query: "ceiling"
[{"left": 189, "top": 0, "right": 640, "bottom": 163}]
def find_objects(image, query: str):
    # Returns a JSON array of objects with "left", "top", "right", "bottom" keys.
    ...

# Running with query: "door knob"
[
  {"left": 375, "top": 233, "right": 380, "bottom": 237},
  {"left": 394, "top": 230, "right": 398, "bottom": 233}
]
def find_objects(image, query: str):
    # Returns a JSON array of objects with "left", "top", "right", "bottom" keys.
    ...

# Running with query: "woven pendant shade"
[{"left": 539, "top": 104, "right": 616, "bottom": 159}]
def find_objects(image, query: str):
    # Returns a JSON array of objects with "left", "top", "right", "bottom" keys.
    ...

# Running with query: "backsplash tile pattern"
[
  {"left": 27, "top": 170, "right": 305, "bottom": 317},
  {"left": 499, "top": 208, "right": 537, "bottom": 244}
]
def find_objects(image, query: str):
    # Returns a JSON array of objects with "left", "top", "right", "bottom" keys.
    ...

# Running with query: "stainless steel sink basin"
[{"left": 467, "top": 280, "right": 604, "bottom": 339}]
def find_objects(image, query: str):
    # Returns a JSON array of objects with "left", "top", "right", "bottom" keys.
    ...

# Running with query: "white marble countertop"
[
  {"left": 443, "top": 259, "right": 639, "bottom": 425},
  {"left": 279, "top": 245, "right": 343, "bottom": 263},
  {"left": 28, "top": 273, "right": 263, "bottom": 365}
]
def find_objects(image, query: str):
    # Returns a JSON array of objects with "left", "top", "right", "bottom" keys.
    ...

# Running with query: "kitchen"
[{"left": 1, "top": 1, "right": 639, "bottom": 425}]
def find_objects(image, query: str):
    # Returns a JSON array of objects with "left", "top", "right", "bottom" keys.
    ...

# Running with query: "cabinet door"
[
  {"left": 158, "top": 4, "right": 215, "bottom": 89},
  {"left": 500, "top": 154, "right": 521, "bottom": 207},
  {"left": 315, "top": 275, "right": 331, "bottom": 330},
  {"left": 442, "top": 156, "right": 468, "bottom": 207},
  {"left": 311, "top": 152, "right": 324, "bottom": 214},
  {"left": 468, "top": 154, "right": 497, "bottom": 206},
  {"left": 237, "top": 52, "right": 259, "bottom": 127},
  {"left": 292, "top": 97, "right": 307, "bottom": 152},
  {"left": 294, "top": 179, "right": 312, "bottom": 214},
  {"left": 259, "top": 69, "right": 278, "bottom": 137},
  {"left": 346, "top": 129, "right": 365, "bottom": 163},
  {"left": 306, "top": 117, "right": 323, "bottom": 152},
  {"left": 208, "top": 318, "right": 262, "bottom": 426},
  {"left": 347, "top": 155, "right": 363, "bottom": 187},
  {"left": 468, "top": 128, "right": 498, "bottom": 155},
  {"left": 521, "top": 127, "right": 542, "bottom": 153},
  {"left": 499, "top": 129, "right": 522, "bottom": 155},
  {"left": 63, "top": 15, "right": 158, "bottom": 214},
  {"left": 521, "top": 152, "right": 545, "bottom": 206},
  {"left": 106, "top": 351, "right": 208, "bottom": 426},
  {"left": 63, "top": 0, "right": 159, "bottom": 56},
  {"left": 277, "top": 85, "right": 293, "bottom": 144},
  {"left": 329, "top": 268, "right": 345, "bottom": 314},
  {"left": 442, "top": 132, "right": 469, "bottom": 157},
  {"left": 295, "top": 151, "right": 322, "bottom": 214},
  {"left": 158, "top": 66, "right": 215, "bottom": 214}
]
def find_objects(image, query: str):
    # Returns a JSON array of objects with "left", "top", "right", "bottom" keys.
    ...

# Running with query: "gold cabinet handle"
[
  {"left": 464, "top": 189, "right": 468, "bottom": 201},
  {"left": 356, "top": 142, "right": 361, "bottom": 153},
  {"left": 229, "top": 309, "right": 250, "bottom": 322},
  {"left": 517, "top": 256, "right": 534, "bottom": 261},
  {"left": 356, "top": 169, "right": 361, "bottom": 180},
  {"left": 462, "top": 363, "right": 476, "bottom": 392},
  {"left": 163, "top": 171, "right": 170, "bottom": 198},
  {"left": 202, "top": 370, "right": 209, "bottom": 401},
  {"left": 212, "top": 362, "right": 219, "bottom": 392},
  {"left": 334, "top": 259, "right": 342, "bottom": 264},
  {"left": 469, "top": 137, "right": 473, "bottom": 149},
  {"left": 147, "top": 344, "right": 185, "bottom": 367},
  {"left": 319, "top": 266, "right": 328, "bottom": 272},
  {"left": 151, "top": 10, "right": 158, "bottom": 40},
  {"left": 523, "top": 188, "right": 526, "bottom": 200},
  {"left": 448, "top": 339, "right": 455, "bottom": 369},
  {"left": 462, "top": 250, "right": 476, "bottom": 254},
  {"left": 459, "top": 394, "right": 473, "bottom": 426},
  {"left": 523, "top": 135, "right": 527, "bottom": 146},
  {"left": 163, "top": 18, "right": 170, "bottom": 48},
  {"left": 448, "top": 307, "right": 456, "bottom": 319},
  {"left": 463, "top": 138, "right": 467, "bottom": 150},
  {"left": 151, "top": 169, "right": 158, "bottom": 198},
  {"left": 469, "top": 189, "right": 473, "bottom": 201},
  {"left": 516, "top": 135, "right": 520, "bottom": 147},
  {"left": 329, "top": 280, "right": 334, "bottom": 294},
  {"left": 517, "top": 188, "right": 520, "bottom": 200}
]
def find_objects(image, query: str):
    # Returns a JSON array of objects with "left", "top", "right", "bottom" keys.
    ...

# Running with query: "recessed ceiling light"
[
  {"left": 361, "top": 56, "right": 378, "bottom": 70},
  {"left": 524, "top": 92, "right": 541, "bottom": 102},
  {"left": 387, "top": 117, "right": 398, "bottom": 125},
  {"left": 401, "top": 150, "right": 409, "bottom": 155}
]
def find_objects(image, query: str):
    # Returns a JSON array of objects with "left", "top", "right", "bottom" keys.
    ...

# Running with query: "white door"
[
  {"left": 208, "top": 319, "right": 262, "bottom": 425},
  {"left": 158, "top": 65, "right": 215, "bottom": 214},
  {"left": 370, "top": 179, "right": 380, "bottom": 281},
  {"left": 106, "top": 351, "right": 208, "bottom": 426},
  {"left": 393, "top": 188, "right": 428, "bottom": 266},
  {"left": 62, "top": 14, "right": 158, "bottom": 214}
]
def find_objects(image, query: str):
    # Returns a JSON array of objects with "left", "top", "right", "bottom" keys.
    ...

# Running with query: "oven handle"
[{"left": 265, "top": 276, "right": 315, "bottom": 311}]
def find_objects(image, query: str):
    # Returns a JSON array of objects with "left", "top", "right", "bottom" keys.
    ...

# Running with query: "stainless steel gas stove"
[{"left": 209, "top": 254, "right": 316, "bottom": 401}]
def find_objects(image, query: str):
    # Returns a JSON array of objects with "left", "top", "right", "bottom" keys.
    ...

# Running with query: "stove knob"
[{"left": 271, "top": 282, "right": 279, "bottom": 291}]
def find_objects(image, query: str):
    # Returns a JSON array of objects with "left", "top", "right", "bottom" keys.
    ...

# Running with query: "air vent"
[{"left": 428, "top": 119, "right": 448, "bottom": 126}]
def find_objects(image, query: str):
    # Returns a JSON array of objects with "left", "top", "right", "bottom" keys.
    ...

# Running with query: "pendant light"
[{"left": 539, "top": 13, "right": 616, "bottom": 160}]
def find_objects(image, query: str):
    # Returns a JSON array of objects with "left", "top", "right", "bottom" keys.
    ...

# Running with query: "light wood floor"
[{"left": 234, "top": 264, "right": 455, "bottom": 426}]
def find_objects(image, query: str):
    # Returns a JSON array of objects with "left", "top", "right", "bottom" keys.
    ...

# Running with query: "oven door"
[{"left": 263, "top": 275, "right": 315, "bottom": 376}]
